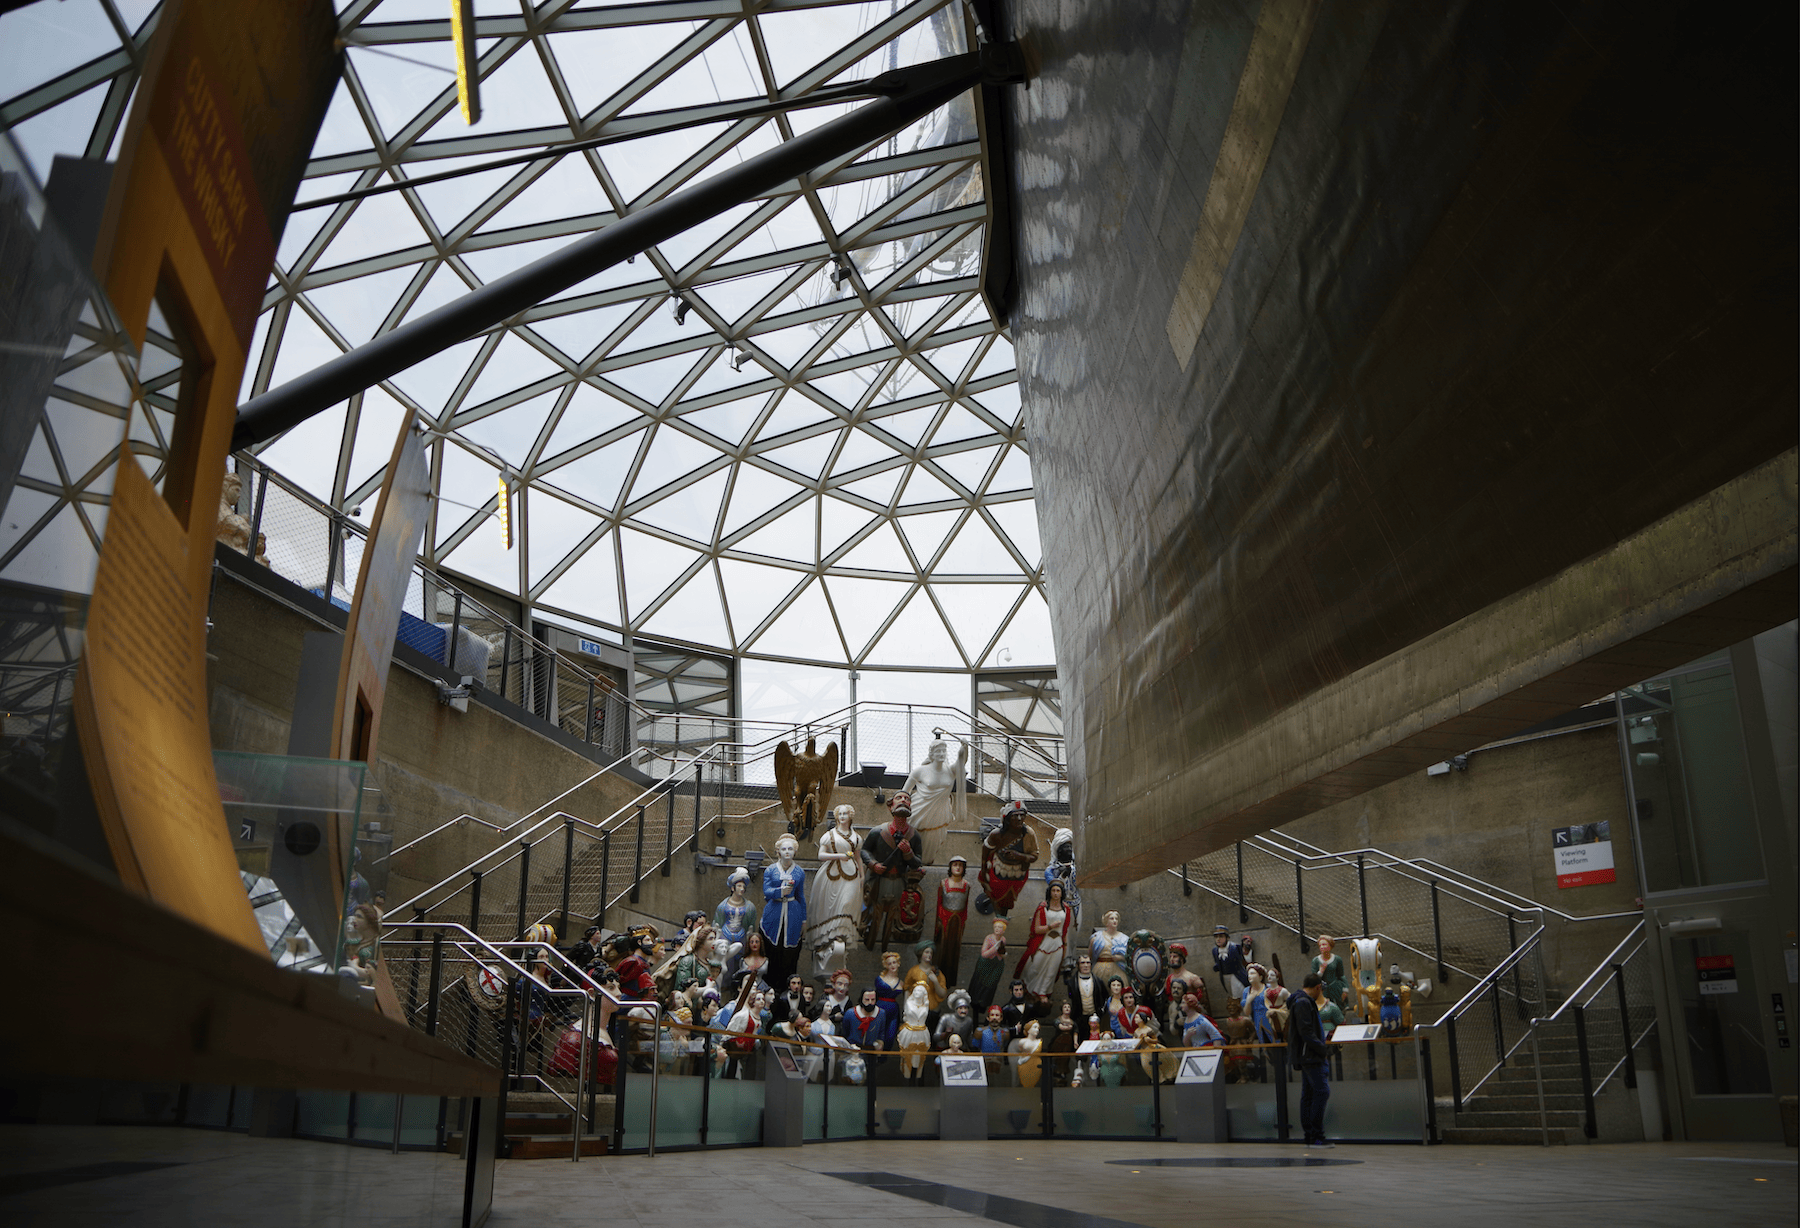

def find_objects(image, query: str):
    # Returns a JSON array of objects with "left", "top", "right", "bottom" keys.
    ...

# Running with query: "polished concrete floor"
[
  {"left": 1, "top": 1127, "right": 1793, "bottom": 1227},
  {"left": 494, "top": 1138, "right": 1798, "bottom": 1228}
]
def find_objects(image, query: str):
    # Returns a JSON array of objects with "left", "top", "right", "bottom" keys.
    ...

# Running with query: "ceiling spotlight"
[
  {"left": 673, "top": 296, "right": 690, "bottom": 325},
  {"left": 730, "top": 345, "right": 750, "bottom": 372},
  {"left": 829, "top": 254, "right": 853, "bottom": 289}
]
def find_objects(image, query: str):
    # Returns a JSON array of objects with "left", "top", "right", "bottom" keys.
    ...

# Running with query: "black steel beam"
[{"left": 233, "top": 46, "right": 1025, "bottom": 450}]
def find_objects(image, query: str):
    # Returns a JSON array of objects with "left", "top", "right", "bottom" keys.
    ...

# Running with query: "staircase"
[
  {"left": 448, "top": 1091, "right": 616, "bottom": 1160},
  {"left": 1441, "top": 1022, "right": 1588, "bottom": 1144}
]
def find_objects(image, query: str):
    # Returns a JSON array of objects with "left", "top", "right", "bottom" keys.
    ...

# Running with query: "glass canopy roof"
[{"left": 0, "top": 0, "right": 1051, "bottom": 675}]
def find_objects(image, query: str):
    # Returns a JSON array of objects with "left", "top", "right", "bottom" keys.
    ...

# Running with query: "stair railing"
[
  {"left": 1413, "top": 924, "right": 1548, "bottom": 1115},
  {"left": 1525, "top": 919, "right": 1654, "bottom": 1144}
]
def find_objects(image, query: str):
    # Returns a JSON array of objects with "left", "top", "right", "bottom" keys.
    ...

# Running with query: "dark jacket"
[{"left": 1288, "top": 992, "right": 1330, "bottom": 1068}]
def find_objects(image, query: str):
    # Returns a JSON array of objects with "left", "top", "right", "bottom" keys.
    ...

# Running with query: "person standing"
[{"left": 1289, "top": 972, "right": 1333, "bottom": 1147}]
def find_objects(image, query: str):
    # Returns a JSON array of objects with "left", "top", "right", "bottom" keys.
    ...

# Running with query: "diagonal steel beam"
[{"left": 234, "top": 47, "right": 1024, "bottom": 451}]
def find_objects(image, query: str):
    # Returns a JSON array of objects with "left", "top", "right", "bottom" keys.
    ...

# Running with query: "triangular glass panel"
[
  {"left": 546, "top": 22, "right": 702, "bottom": 117},
  {"left": 970, "top": 335, "right": 1017, "bottom": 380},
  {"left": 641, "top": 569, "right": 732, "bottom": 647},
  {"left": 657, "top": 201, "right": 759, "bottom": 272},
  {"left": 538, "top": 530, "right": 622, "bottom": 625},
  {"left": 406, "top": 155, "right": 522, "bottom": 233},
  {"left": 422, "top": 43, "right": 570, "bottom": 142},
  {"left": 304, "top": 264, "right": 421, "bottom": 346},
  {"left": 831, "top": 427, "right": 899, "bottom": 474},
  {"left": 541, "top": 430, "right": 642, "bottom": 510},
  {"left": 864, "top": 586, "right": 964, "bottom": 668},
  {"left": 458, "top": 389, "right": 560, "bottom": 469},
  {"left": 265, "top": 308, "right": 345, "bottom": 389},
  {"left": 833, "top": 518, "right": 910, "bottom": 573},
  {"left": 898, "top": 466, "right": 959, "bottom": 507},
  {"left": 822, "top": 575, "right": 911, "bottom": 659},
  {"left": 808, "top": 362, "right": 885, "bottom": 410},
  {"left": 308, "top": 77, "right": 377, "bottom": 159},
  {"left": 837, "top": 467, "right": 904, "bottom": 507},
  {"left": 440, "top": 497, "right": 518, "bottom": 595},
  {"left": 754, "top": 392, "right": 836, "bottom": 442},
  {"left": 883, "top": 294, "right": 953, "bottom": 337},
  {"left": 989, "top": 445, "right": 1033, "bottom": 492},
  {"left": 933, "top": 512, "right": 1016, "bottom": 574},
  {"left": 630, "top": 424, "right": 720, "bottom": 499},
  {"left": 751, "top": 579, "right": 843, "bottom": 661},
  {"left": 277, "top": 174, "right": 356, "bottom": 269},
  {"left": 942, "top": 294, "right": 988, "bottom": 332},
  {"left": 722, "top": 463, "right": 808, "bottom": 538},
  {"left": 256, "top": 403, "right": 347, "bottom": 504},
  {"left": 898, "top": 508, "right": 960, "bottom": 565},
  {"left": 756, "top": 1, "right": 894, "bottom": 88},
  {"left": 619, "top": 526, "right": 703, "bottom": 621},
  {"left": 747, "top": 321, "right": 825, "bottom": 369},
  {"left": 542, "top": 383, "right": 642, "bottom": 455},
  {"left": 817, "top": 176, "right": 902, "bottom": 235},
  {"left": 983, "top": 499, "right": 1041, "bottom": 568},
  {"left": 933, "top": 445, "right": 1000, "bottom": 493},
  {"left": 633, "top": 466, "right": 728, "bottom": 543},
  {"left": 986, "top": 589, "right": 1056, "bottom": 667},
  {"left": 929, "top": 583, "right": 1022, "bottom": 660},
  {"left": 682, "top": 392, "right": 773, "bottom": 446},
  {"left": 605, "top": 352, "right": 704, "bottom": 404},
  {"left": 479, "top": 155, "right": 615, "bottom": 232},
  {"left": 969, "top": 381, "right": 1022, "bottom": 424},
  {"left": 762, "top": 431, "right": 838, "bottom": 479},
  {"left": 867, "top": 404, "right": 937, "bottom": 448},
  {"left": 314, "top": 190, "right": 432, "bottom": 270},
  {"left": 718, "top": 558, "right": 803, "bottom": 641},
  {"left": 627, "top": 21, "right": 761, "bottom": 111},
  {"left": 529, "top": 302, "right": 637, "bottom": 361},
  {"left": 461, "top": 332, "right": 565, "bottom": 407},
  {"left": 733, "top": 498, "right": 815, "bottom": 562},
  {"left": 602, "top": 122, "right": 731, "bottom": 204},
  {"left": 398, "top": 261, "right": 475, "bottom": 325},
  {"left": 717, "top": 196, "right": 820, "bottom": 264},
  {"left": 819, "top": 496, "right": 877, "bottom": 559},
  {"left": 694, "top": 267, "right": 792, "bottom": 325},
  {"left": 525, "top": 491, "right": 605, "bottom": 588},
  {"left": 921, "top": 335, "right": 981, "bottom": 384},
  {"left": 347, "top": 44, "right": 456, "bottom": 140},
  {"left": 926, "top": 404, "right": 993, "bottom": 447},
  {"left": 389, "top": 333, "right": 487, "bottom": 414}
]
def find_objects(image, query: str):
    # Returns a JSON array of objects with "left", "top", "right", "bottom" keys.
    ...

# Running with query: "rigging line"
[
  {"left": 293, "top": 81, "right": 900, "bottom": 211},
  {"left": 349, "top": 43, "right": 458, "bottom": 74}
]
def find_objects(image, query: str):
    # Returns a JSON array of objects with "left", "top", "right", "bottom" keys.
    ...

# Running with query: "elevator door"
[{"left": 1653, "top": 896, "right": 1784, "bottom": 1141}]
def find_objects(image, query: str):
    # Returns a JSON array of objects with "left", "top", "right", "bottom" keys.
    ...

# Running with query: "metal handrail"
[
  {"left": 383, "top": 921, "right": 665, "bottom": 1158},
  {"left": 383, "top": 757, "right": 641, "bottom": 862},
  {"left": 1534, "top": 921, "right": 1648, "bottom": 1027},
  {"left": 1521, "top": 921, "right": 1654, "bottom": 1142},
  {"left": 1414, "top": 924, "right": 1548, "bottom": 1106}
]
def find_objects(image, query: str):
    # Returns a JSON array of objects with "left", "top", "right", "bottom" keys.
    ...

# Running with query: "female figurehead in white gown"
[{"left": 900, "top": 734, "right": 967, "bottom": 862}]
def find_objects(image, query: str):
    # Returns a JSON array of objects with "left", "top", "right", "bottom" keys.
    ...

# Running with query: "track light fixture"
[
  {"left": 730, "top": 345, "right": 750, "bottom": 372},
  {"left": 673, "top": 296, "right": 690, "bottom": 325},
  {"left": 829, "top": 253, "right": 854, "bottom": 289}
]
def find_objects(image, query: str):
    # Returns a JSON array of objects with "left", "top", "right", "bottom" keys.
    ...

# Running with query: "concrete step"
[
  {"left": 1440, "top": 1125, "right": 1577, "bottom": 1145},
  {"left": 1453, "top": 1108, "right": 1587, "bottom": 1129},
  {"left": 1463, "top": 1092, "right": 1586, "bottom": 1113}
]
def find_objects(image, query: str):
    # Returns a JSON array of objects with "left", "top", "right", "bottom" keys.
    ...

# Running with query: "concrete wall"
[{"left": 205, "top": 569, "right": 646, "bottom": 912}]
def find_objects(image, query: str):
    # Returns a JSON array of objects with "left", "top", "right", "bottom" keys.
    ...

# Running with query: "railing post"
[
  {"left": 496, "top": 976, "right": 518, "bottom": 1157},
  {"left": 1151, "top": 1050, "right": 1163, "bottom": 1136},
  {"left": 1447, "top": 1015, "right": 1463, "bottom": 1113},
  {"left": 1357, "top": 853, "right": 1369, "bottom": 937},
  {"left": 1490, "top": 980, "right": 1506, "bottom": 1067},
  {"left": 516, "top": 840, "right": 531, "bottom": 939},
  {"left": 1041, "top": 1046, "right": 1054, "bottom": 1135},
  {"left": 249, "top": 462, "right": 268, "bottom": 551},
  {"left": 865, "top": 1058, "right": 877, "bottom": 1137},
  {"left": 447, "top": 591, "right": 464, "bottom": 671},
  {"left": 691, "top": 761, "right": 703, "bottom": 862},
  {"left": 698, "top": 1028, "right": 712, "bottom": 1145},
  {"left": 406, "top": 907, "right": 426, "bottom": 1018},
  {"left": 559, "top": 819, "right": 575, "bottom": 939},
  {"left": 1236, "top": 843, "right": 1247, "bottom": 924},
  {"left": 424, "top": 930, "right": 444, "bottom": 1037},
  {"left": 1573, "top": 1005, "right": 1597, "bottom": 1139},
  {"left": 1507, "top": 911, "right": 1523, "bottom": 1012},
  {"left": 611, "top": 1013, "right": 627, "bottom": 1153},
  {"left": 1613, "top": 963, "right": 1638, "bottom": 1090},
  {"left": 1432, "top": 881, "right": 1447, "bottom": 985},
  {"left": 663, "top": 778, "right": 675, "bottom": 878},
  {"left": 1181, "top": 861, "right": 1192, "bottom": 897},
  {"left": 598, "top": 831, "right": 610, "bottom": 926},
  {"left": 469, "top": 869, "right": 483, "bottom": 937},
  {"left": 630, "top": 805, "right": 646, "bottom": 904},
  {"left": 500, "top": 626, "right": 512, "bottom": 701},
  {"left": 1420, "top": 1035, "right": 1437, "bottom": 1143},
  {"left": 1295, "top": 861, "right": 1307, "bottom": 952},
  {"left": 586, "top": 679, "right": 596, "bottom": 743}
]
